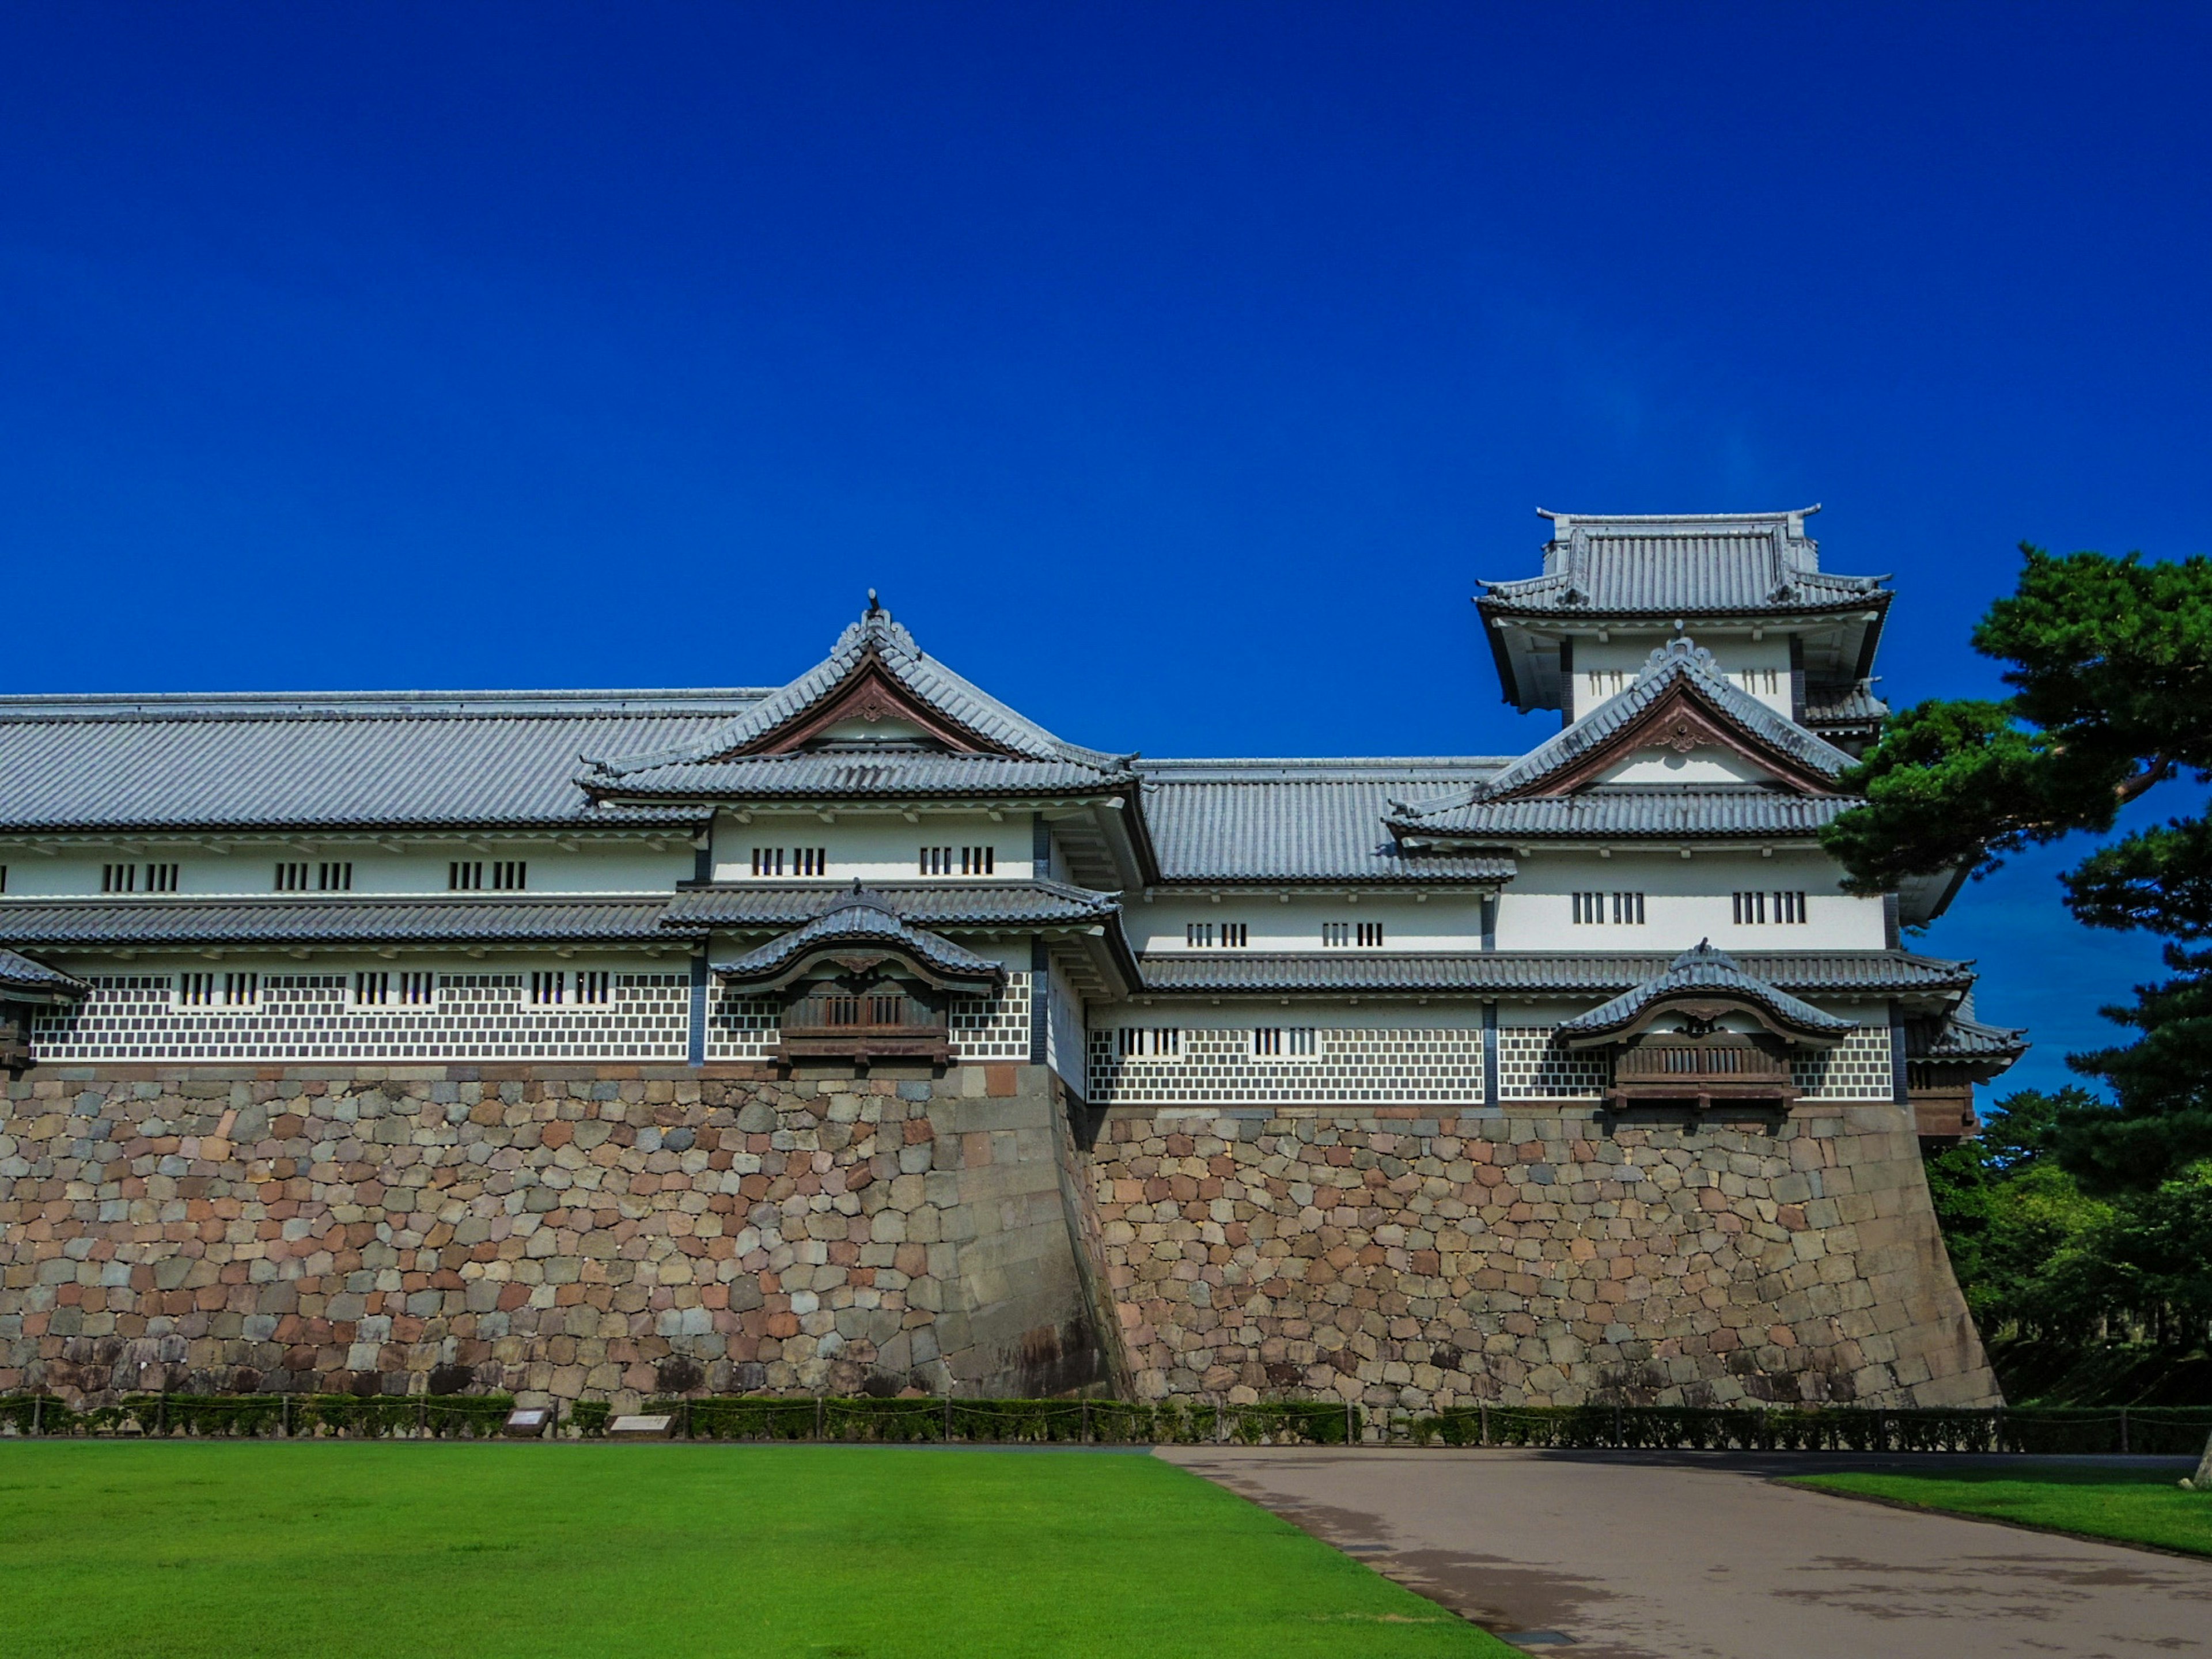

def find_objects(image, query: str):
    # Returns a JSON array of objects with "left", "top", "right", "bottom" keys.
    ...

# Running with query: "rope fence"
[{"left": 2, "top": 1392, "right": 2206, "bottom": 1454}]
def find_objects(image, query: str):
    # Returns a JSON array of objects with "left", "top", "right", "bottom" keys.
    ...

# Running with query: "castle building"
[{"left": 0, "top": 510, "right": 2019, "bottom": 1410}]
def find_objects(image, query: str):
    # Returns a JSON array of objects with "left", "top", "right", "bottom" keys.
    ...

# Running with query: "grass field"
[
  {"left": 0, "top": 1442, "right": 1515, "bottom": 1659},
  {"left": 1786, "top": 1464, "right": 2212, "bottom": 1556}
]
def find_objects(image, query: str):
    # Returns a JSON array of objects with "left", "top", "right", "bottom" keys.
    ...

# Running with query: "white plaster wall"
[
  {"left": 1494, "top": 850, "right": 1884, "bottom": 953},
  {"left": 709, "top": 810, "right": 1034, "bottom": 884},
  {"left": 1092, "top": 998, "right": 1490, "bottom": 1033},
  {"left": 1597, "top": 748, "right": 1781, "bottom": 786},
  {"left": 1569, "top": 630, "right": 1795, "bottom": 719},
  {"left": 1128, "top": 892, "right": 1484, "bottom": 954},
  {"left": 0, "top": 844, "right": 695, "bottom": 899}
]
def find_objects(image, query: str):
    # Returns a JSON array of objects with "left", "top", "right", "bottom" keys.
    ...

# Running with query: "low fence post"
[
  {"left": 2119, "top": 1407, "right": 2129, "bottom": 1456},
  {"left": 1082, "top": 1398, "right": 1092, "bottom": 1445},
  {"left": 1345, "top": 1400, "right": 1355, "bottom": 1446},
  {"left": 1479, "top": 1402, "right": 1489, "bottom": 1446},
  {"left": 31, "top": 1394, "right": 41, "bottom": 1437},
  {"left": 281, "top": 1395, "right": 290, "bottom": 1440},
  {"left": 944, "top": 1394, "right": 952, "bottom": 1441},
  {"left": 815, "top": 1393, "right": 824, "bottom": 1442}
]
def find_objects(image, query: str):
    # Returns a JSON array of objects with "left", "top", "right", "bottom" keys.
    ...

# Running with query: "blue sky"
[{"left": 3, "top": 3, "right": 2207, "bottom": 1097}]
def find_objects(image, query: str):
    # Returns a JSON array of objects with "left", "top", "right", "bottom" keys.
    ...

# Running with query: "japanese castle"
[{"left": 0, "top": 508, "right": 2021, "bottom": 1132}]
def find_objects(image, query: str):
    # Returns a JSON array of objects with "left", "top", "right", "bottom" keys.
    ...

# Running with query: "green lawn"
[
  {"left": 0, "top": 1442, "right": 1514, "bottom": 1659},
  {"left": 1785, "top": 1465, "right": 2212, "bottom": 1556}
]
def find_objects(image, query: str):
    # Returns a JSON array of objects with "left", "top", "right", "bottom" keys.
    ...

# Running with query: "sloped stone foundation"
[
  {"left": 0, "top": 1062, "right": 1104, "bottom": 1408},
  {"left": 1085, "top": 1104, "right": 1999, "bottom": 1410}
]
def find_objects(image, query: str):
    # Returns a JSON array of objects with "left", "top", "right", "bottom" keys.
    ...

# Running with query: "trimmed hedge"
[
  {"left": 635, "top": 1396, "right": 1359, "bottom": 1445},
  {"left": 0, "top": 1393, "right": 517, "bottom": 1440},
  {"left": 6, "top": 1393, "right": 2205, "bottom": 1453}
]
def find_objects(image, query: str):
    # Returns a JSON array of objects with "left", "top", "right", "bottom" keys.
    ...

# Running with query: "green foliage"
[
  {"left": 1926, "top": 1089, "right": 2212, "bottom": 1363},
  {"left": 567, "top": 1400, "right": 611, "bottom": 1438},
  {"left": 1823, "top": 545, "right": 2212, "bottom": 1196},
  {"left": 1399, "top": 1403, "right": 2212, "bottom": 1454}
]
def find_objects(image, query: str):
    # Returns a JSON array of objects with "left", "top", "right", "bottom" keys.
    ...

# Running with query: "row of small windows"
[
  {"left": 1185, "top": 922, "right": 1249, "bottom": 948},
  {"left": 751, "top": 847, "right": 829, "bottom": 877},
  {"left": 178, "top": 972, "right": 260, "bottom": 1007},
  {"left": 138, "top": 970, "right": 638, "bottom": 1011},
  {"left": 1321, "top": 922, "right": 1386, "bottom": 948},
  {"left": 1734, "top": 890, "right": 1809, "bottom": 925},
  {"left": 1118, "top": 1027, "right": 1319, "bottom": 1058},
  {"left": 1572, "top": 891, "right": 1646, "bottom": 925},
  {"left": 919, "top": 846, "right": 994, "bottom": 876},
  {"left": 353, "top": 972, "right": 437, "bottom": 1006},
  {"left": 275, "top": 861, "right": 353, "bottom": 892},
  {"left": 102, "top": 862, "right": 179, "bottom": 893},
  {"left": 449, "top": 861, "right": 527, "bottom": 891},
  {"left": 528, "top": 970, "right": 612, "bottom": 1006}
]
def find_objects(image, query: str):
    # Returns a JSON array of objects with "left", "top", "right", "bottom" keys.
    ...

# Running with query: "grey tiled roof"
[
  {"left": 664, "top": 879, "right": 1122, "bottom": 931},
  {"left": 584, "top": 604, "right": 1132, "bottom": 786},
  {"left": 1390, "top": 641, "right": 1854, "bottom": 834},
  {"left": 0, "top": 695, "right": 736, "bottom": 832},
  {"left": 0, "top": 946, "right": 89, "bottom": 998},
  {"left": 1908, "top": 1012, "right": 2028, "bottom": 1061},
  {"left": 1479, "top": 509, "right": 1889, "bottom": 618},
  {"left": 586, "top": 753, "right": 1128, "bottom": 802},
  {"left": 0, "top": 896, "right": 684, "bottom": 948},
  {"left": 1134, "top": 949, "right": 1976, "bottom": 997},
  {"left": 1376, "top": 789, "right": 1854, "bottom": 841},
  {"left": 718, "top": 887, "right": 1004, "bottom": 989},
  {"left": 1136, "top": 759, "right": 1516, "bottom": 882},
  {"left": 1556, "top": 941, "right": 1853, "bottom": 1040},
  {"left": 1803, "top": 681, "right": 1891, "bottom": 732}
]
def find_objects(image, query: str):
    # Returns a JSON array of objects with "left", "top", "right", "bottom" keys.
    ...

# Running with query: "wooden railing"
[
  {"left": 774, "top": 990, "right": 950, "bottom": 1065},
  {"left": 1608, "top": 1037, "right": 1796, "bottom": 1105}
]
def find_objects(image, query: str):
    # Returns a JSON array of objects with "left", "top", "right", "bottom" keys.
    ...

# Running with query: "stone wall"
[
  {"left": 0, "top": 1062, "right": 1104, "bottom": 1409},
  {"left": 1086, "top": 1104, "right": 1999, "bottom": 1410}
]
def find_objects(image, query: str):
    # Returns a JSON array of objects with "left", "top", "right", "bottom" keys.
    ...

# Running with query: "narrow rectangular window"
[
  {"left": 319, "top": 862, "right": 353, "bottom": 892},
  {"left": 143, "top": 863, "right": 179, "bottom": 892},
  {"left": 1357, "top": 922, "right": 1384, "bottom": 947},
  {"left": 1221, "top": 922, "right": 1248, "bottom": 948},
  {"left": 177, "top": 972, "right": 214, "bottom": 1007},
  {"left": 275, "top": 861, "right": 309, "bottom": 892},
  {"left": 753, "top": 847, "right": 785, "bottom": 877},
  {"left": 354, "top": 971, "right": 389, "bottom": 1006},
  {"left": 960, "top": 846, "right": 994, "bottom": 875},
  {"left": 1609, "top": 892, "right": 1645, "bottom": 924},
  {"left": 400, "top": 971, "right": 436, "bottom": 1006},
  {"left": 577, "top": 970, "right": 611, "bottom": 1005},
  {"left": 793, "top": 848, "right": 827, "bottom": 877},
  {"left": 1253, "top": 1027, "right": 1282, "bottom": 1056},
  {"left": 1288, "top": 1028, "right": 1317, "bottom": 1056},
  {"left": 1185, "top": 922, "right": 1215, "bottom": 948},
  {"left": 449, "top": 861, "right": 484, "bottom": 891},
  {"left": 0, "top": 866, "right": 7, "bottom": 893},
  {"left": 1321, "top": 921, "right": 1350, "bottom": 947},
  {"left": 102, "top": 863, "right": 137, "bottom": 893},
  {"left": 920, "top": 847, "right": 954, "bottom": 875},
  {"left": 493, "top": 860, "right": 527, "bottom": 891},
  {"left": 222, "top": 972, "right": 258, "bottom": 1007},
  {"left": 530, "top": 971, "right": 563, "bottom": 1005}
]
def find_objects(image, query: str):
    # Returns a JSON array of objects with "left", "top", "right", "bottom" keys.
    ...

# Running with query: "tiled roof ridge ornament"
[{"left": 1641, "top": 637, "right": 1717, "bottom": 676}]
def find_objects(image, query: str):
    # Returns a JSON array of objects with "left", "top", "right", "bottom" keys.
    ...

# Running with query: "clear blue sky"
[{"left": 3, "top": 3, "right": 2207, "bottom": 1097}]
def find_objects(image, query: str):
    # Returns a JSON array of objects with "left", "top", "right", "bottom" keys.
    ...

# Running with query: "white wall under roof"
[
  {"left": 1495, "top": 849, "right": 1882, "bottom": 952},
  {"left": 0, "top": 843, "right": 695, "bottom": 899},
  {"left": 708, "top": 810, "right": 1035, "bottom": 884}
]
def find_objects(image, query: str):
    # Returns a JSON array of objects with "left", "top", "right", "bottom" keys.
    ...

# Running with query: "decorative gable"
[
  {"left": 1519, "top": 672, "right": 1840, "bottom": 798},
  {"left": 735, "top": 653, "right": 1007, "bottom": 757}
]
